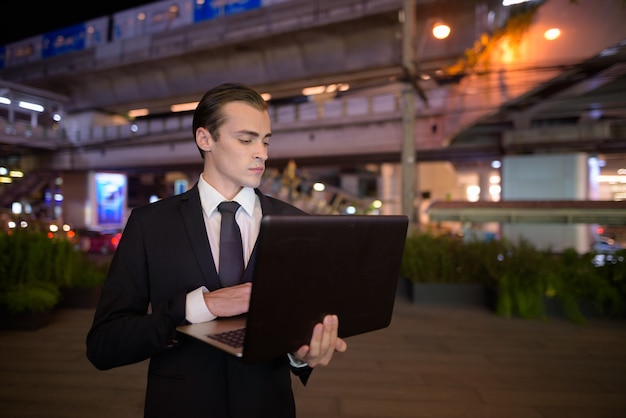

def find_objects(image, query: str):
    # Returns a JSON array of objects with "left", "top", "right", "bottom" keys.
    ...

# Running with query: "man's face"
[{"left": 199, "top": 101, "right": 271, "bottom": 199}]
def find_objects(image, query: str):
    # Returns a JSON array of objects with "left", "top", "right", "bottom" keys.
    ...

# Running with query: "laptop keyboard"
[{"left": 207, "top": 328, "right": 246, "bottom": 348}]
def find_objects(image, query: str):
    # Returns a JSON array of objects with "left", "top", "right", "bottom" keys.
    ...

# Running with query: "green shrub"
[
  {"left": 68, "top": 257, "right": 108, "bottom": 288},
  {"left": 0, "top": 229, "right": 108, "bottom": 314},
  {"left": 400, "top": 233, "right": 467, "bottom": 284},
  {"left": 0, "top": 231, "right": 62, "bottom": 314},
  {"left": 400, "top": 232, "right": 625, "bottom": 323},
  {"left": 484, "top": 238, "right": 549, "bottom": 319},
  {"left": 587, "top": 249, "right": 626, "bottom": 317},
  {"left": 0, "top": 282, "right": 61, "bottom": 314}
]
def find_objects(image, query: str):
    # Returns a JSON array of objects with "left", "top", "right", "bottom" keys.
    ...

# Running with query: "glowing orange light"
[
  {"left": 544, "top": 28, "right": 561, "bottom": 41},
  {"left": 111, "top": 233, "right": 122, "bottom": 247},
  {"left": 432, "top": 23, "right": 451, "bottom": 40}
]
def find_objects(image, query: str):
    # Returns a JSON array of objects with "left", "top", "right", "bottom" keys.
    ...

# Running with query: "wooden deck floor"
[{"left": 1, "top": 293, "right": 626, "bottom": 418}]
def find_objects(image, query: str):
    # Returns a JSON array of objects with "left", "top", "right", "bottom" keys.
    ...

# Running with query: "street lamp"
[
  {"left": 416, "top": 18, "right": 452, "bottom": 73},
  {"left": 432, "top": 22, "right": 451, "bottom": 40}
]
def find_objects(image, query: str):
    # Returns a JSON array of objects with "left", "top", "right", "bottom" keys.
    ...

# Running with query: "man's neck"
[{"left": 200, "top": 173, "right": 243, "bottom": 201}]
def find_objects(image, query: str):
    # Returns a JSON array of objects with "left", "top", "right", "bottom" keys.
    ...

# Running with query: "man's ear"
[{"left": 195, "top": 127, "right": 212, "bottom": 152}]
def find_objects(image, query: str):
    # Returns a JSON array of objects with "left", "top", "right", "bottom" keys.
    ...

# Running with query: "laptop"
[{"left": 176, "top": 214, "right": 409, "bottom": 364}]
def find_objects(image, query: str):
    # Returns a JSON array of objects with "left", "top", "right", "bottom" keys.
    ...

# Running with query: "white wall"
[{"left": 501, "top": 153, "right": 591, "bottom": 253}]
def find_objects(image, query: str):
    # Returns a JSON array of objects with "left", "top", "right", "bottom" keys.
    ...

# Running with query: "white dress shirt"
[
  {"left": 185, "top": 175, "right": 261, "bottom": 323},
  {"left": 185, "top": 176, "right": 308, "bottom": 367}
]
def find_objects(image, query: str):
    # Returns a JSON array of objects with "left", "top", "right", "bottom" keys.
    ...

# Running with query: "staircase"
[{"left": 0, "top": 170, "right": 57, "bottom": 209}]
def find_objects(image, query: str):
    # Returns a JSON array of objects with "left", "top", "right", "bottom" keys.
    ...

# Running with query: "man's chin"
[{"left": 243, "top": 178, "right": 262, "bottom": 189}]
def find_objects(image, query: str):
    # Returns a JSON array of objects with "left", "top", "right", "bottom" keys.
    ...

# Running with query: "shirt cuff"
[
  {"left": 185, "top": 286, "right": 217, "bottom": 323},
  {"left": 287, "top": 353, "right": 309, "bottom": 368}
]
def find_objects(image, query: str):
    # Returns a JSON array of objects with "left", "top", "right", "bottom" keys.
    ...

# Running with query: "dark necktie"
[{"left": 217, "top": 201, "right": 244, "bottom": 287}]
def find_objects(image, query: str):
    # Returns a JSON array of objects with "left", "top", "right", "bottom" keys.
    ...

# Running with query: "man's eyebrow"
[{"left": 234, "top": 129, "right": 272, "bottom": 139}]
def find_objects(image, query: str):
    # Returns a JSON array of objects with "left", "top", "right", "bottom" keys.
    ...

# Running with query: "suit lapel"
[{"left": 178, "top": 184, "right": 222, "bottom": 290}]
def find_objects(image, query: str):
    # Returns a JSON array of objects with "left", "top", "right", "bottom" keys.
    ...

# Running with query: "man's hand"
[
  {"left": 203, "top": 282, "right": 252, "bottom": 317},
  {"left": 293, "top": 314, "right": 348, "bottom": 367}
]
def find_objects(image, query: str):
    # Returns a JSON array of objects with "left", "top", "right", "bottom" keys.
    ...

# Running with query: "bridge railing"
[{"left": 1, "top": 87, "right": 418, "bottom": 150}]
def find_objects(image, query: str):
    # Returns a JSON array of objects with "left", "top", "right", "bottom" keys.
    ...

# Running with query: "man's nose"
[{"left": 255, "top": 143, "right": 268, "bottom": 161}]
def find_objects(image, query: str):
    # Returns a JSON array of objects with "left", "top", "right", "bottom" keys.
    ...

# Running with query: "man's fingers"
[{"left": 295, "top": 315, "right": 346, "bottom": 367}]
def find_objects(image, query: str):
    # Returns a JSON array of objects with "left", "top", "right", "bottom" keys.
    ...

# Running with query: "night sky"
[{"left": 0, "top": 1, "right": 157, "bottom": 46}]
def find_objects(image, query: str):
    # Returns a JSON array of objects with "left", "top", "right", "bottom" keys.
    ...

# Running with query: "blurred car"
[
  {"left": 591, "top": 236, "right": 625, "bottom": 267},
  {"left": 75, "top": 229, "right": 122, "bottom": 255},
  {"left": 592, "top": 236, "right": 624, "bottom": 254}
]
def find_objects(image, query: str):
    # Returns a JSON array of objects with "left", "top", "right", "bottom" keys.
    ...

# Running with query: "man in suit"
[{"left": 86, "top": 83, "right": 347, "bottom": 418}]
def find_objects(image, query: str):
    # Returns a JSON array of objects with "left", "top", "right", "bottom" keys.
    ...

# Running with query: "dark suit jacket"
[{"left": 86, "top": 184, "right": 310, "bottom": 418}]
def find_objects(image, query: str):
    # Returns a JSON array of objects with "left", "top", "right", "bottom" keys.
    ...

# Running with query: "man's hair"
[{"left": 192, "top": 83, "right": 268, "bottom": 158}]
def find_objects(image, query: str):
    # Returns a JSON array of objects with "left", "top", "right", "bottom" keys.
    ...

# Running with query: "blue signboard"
[
  {"left": 226, "top": 0, "right": 261, "bottom": 15},
  {"left": 194, "top": 0, "right": 261, "bottom": 23},
  {"left": 42, "top": 23, "right": 87, "bottom": 58},
  {"left": 93, "top": 172, "right": 127, "bottom": 227}
]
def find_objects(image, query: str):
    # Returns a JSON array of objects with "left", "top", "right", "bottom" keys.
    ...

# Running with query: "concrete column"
[
  {"left": 478, "top": 168, "right": 491, "bottom": 201},
  {"left": 501, "top": 152, "right": 592, "bottom": 253},
  {"left": 380, "top": 163, "right": 402, "bottom": 216},
  {"left": 340, "top": 173, "right": 359, "bottom": 196}
]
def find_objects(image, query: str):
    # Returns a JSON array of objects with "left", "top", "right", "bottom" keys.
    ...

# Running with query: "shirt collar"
[{"left": 198, "top": 174, "right": 256, "bottom": 217}]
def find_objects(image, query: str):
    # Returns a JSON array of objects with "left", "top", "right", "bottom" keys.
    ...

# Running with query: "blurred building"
[{"left": 0, "top": 0, "right": 625, "bottom": 251}]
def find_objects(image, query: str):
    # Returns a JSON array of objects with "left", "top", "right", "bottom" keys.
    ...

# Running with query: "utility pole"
[{"left": 401, "top": 0, "right": 418, "bottom": 234}]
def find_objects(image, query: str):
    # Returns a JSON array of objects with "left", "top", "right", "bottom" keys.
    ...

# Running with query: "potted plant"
[
  {"left": 480, "top": 237, "right": 552, "bottom": 320},
  {"left": 593, "top": 248, "right": 626, "bottom": 317},
  {"left": 0, "top": 227, "right": 109, "bottom": 329},
  {"left": 400, "top": 232, "right": 489, "bottom": 307},
  {"left": 56, "top": 254, "right": 108, "bottom": 308},
  {"left": 546, "top": 248, "right": 625, "bottom": 323},
  {"left": 0, "top": 230, "right": 62, "bottom": 330},
  {"left": 400, "top": 232, "right": 625, "bottom": 323},
  {"left": 42, "top": 232, "right": 109, "bottom": 308}
]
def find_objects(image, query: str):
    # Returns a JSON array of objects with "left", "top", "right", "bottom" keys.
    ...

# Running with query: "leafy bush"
[
  {"left": 0, "top": 229, "right": 107, "bottom": 314},
  {"left": 401, "top": 233, "right": 470, "bottom": 284},
  {"left": 68, "top": 257, "right": 109, "bottom": 288},
  {"left": 0, "top": 282, "right": 61, "bottom": 314},
  {"left": 400, "top": 233, "right": 625, "bottom": 323},
  {"left": 481, "top": 238, "right": 549, "bottom": 319},
  {"left": 0, "top": 230, "right": 62, "bottom": 314},
  {"left": 589, "top": 249, "right": 626, "bottom": 316}
]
